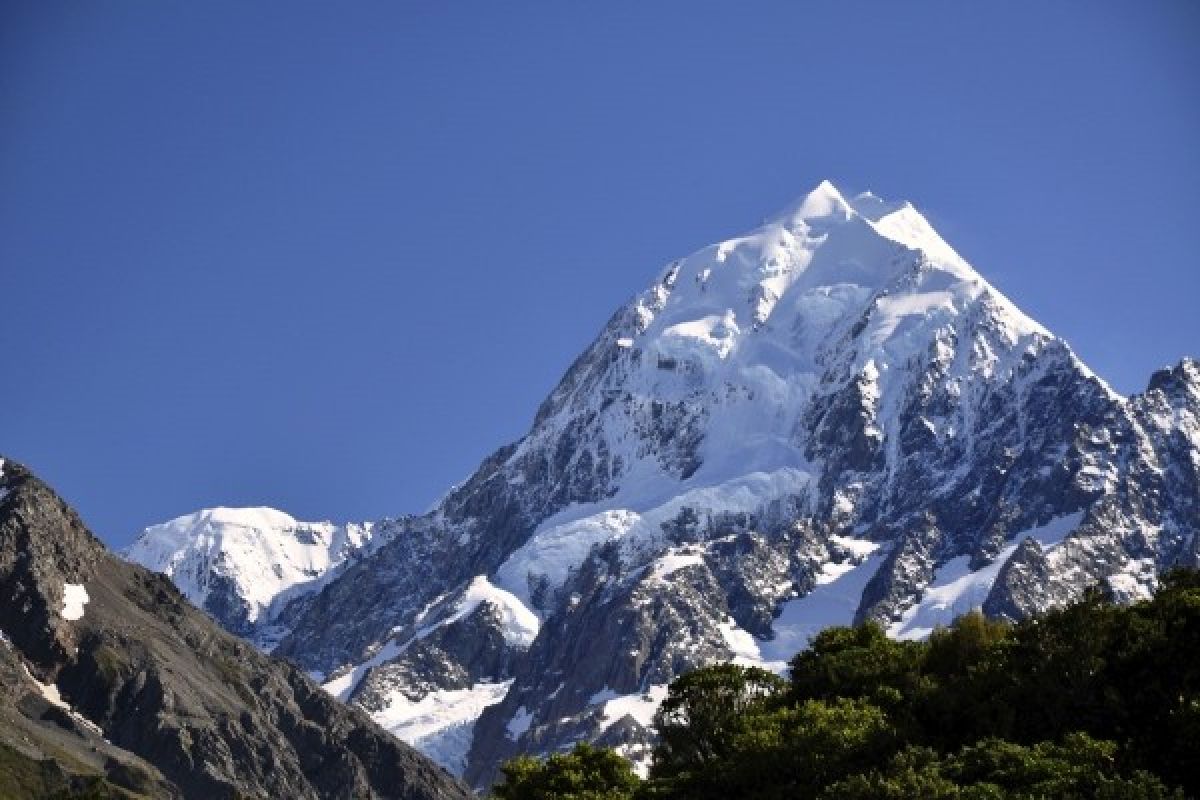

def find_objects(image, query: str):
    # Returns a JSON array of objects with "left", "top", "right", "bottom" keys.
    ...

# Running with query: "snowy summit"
[
  {"left": 125, "top": 506, "right": 383, "bottom": 647},
  {"left": 128, "top": 181, "right": 1200, "bottom": 785}
]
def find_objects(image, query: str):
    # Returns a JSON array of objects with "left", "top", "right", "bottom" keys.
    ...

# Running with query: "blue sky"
[{"left": 2, "top": 2, "right": 1198, "bottom": 548}]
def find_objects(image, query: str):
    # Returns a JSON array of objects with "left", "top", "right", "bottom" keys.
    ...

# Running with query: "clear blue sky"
[{"left": 3, "top": 2, "right": 1198, "bottom": 548}]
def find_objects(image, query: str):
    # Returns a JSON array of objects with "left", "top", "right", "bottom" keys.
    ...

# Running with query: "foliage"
[
  {"left": 492, "top": 742, "right": 640, "bottom": 800},
  {"left": 651, "top": 663, "right": 785, "bottom": 778},
  {"left": 823, "top": 736, "right": 1181, "bottom": 799}
]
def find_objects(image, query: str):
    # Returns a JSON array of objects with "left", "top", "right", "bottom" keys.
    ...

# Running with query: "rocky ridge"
[{"left": 0, "top": 458, "right": 471, "bottom": 799}]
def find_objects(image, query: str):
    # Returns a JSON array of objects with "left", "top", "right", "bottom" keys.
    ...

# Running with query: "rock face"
[
  {"left": 128, "top": 181, "right": 1200, "bottom": 788},
  {"left": 0, "top": 458, "right": 471, "bottom": 800},
  {"left": 0, "top": 630, "right": 180, "bottom": 799}
]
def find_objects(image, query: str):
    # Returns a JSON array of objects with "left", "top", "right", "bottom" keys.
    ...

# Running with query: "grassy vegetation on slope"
[{"left": 0, "top": 741, "right": 150, "bottom": 800}]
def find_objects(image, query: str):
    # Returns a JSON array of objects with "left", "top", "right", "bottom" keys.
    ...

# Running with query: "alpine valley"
[{"left": 125, "top": 181, "right": 1200, "bottom": 789}]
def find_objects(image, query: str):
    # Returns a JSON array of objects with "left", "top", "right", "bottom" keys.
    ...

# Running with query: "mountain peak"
[
  {"left": 626, "top": 182, "right": 1005, "bottom": 375},
  {"left": 760, "top": 181, "right": 963, "bottom": 271},
  {"left": 125, "top": 505, "right": 380, "bottom": 641},
  {"left": 122, "top": 183, "right": 1199, "bottom": 787},
  {"left": 772, "top": 179, "right": 854, "bottom": 225}
]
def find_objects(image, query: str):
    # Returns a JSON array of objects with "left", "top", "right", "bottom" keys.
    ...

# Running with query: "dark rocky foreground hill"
[{"left": 0, "top": 458, "right": 471, "bottom": 800}]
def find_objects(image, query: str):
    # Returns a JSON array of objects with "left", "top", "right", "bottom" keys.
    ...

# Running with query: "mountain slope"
[
  {"left": 129, "top": 181, "right": 1200, "bottom": 786},
  {"left": 0, "top": 458, "right": 471, "bottom": 800}
]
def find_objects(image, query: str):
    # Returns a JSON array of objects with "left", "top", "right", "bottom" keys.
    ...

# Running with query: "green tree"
[
  {"left": 945, "top": 734, "right": 1181, "bottom": 799},
  {"left": 923, "top": 611, "right": 1009, "bottom": 678},
  {"left": 650, "top": 663, "right": 784, "bottom": 779},
  {"left": 823, "top": 736, "right": 1182, "bottom": 800},
  {"left": 493, "top": 743, "right": 640, "bottom": 800},
  {"left": 788, "top": 622, "right": 928, "bottom": 712},
  {"left": 819, "top": 746, "right": 964, "bottom": 800},
  {"left": 722, "top": 698, "right": 897, "bottom": 799}
]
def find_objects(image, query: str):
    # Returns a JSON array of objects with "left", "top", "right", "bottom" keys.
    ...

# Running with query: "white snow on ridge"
[
  {"left": 758, "top": 541, "right": 886, "bottom": 670},
  {"left": 494, "top": 469, "right": 813, "bottom": 611},
  {"left": 125, "top": 507, "right": 378, "bottom": 632},
  {"left": 322, "top": 574, "right": 539, "bottom": 754},
  {"left": 889, "top": 512, "right": 1084, "bottom": 640},
  {"left": 324, "top": 577, "right": 535, "bottom": 700},
  {"left": 372, "top": 680, "right": 513, "bottom": 777},
  {"left": 493, "top": 508, "right": 638, "bottom": 608},
  {"left": 595, "top": 684, "right": 670, "bottom": 732},
  {"left": 61, "top": 583, "right": 89, "bottom": 621},
  {"left": 19, "top": 662, "right": 105, "bottom": 737},
  {"left": 323, "top": 637, "right": 405, "bottom": 702},
  {"left": 592, "top": 684, "right": 671, "bottom": 777},
  {"left": 419, "top": 575, "right": 540, "bottom": 647},
  {"left": 853, "top": 194, "right": 966, "bottom": 269},
  {"left": 322, "top": 573, "right": 534, "bottom": 700}
]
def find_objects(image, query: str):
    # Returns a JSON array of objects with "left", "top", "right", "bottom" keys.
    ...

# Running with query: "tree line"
[{"left": 492, "top": 569, "right": 1200, "bottom": 799}]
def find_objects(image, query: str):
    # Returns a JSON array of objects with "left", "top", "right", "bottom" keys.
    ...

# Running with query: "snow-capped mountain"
[
  {"left": 125, "top": 507, "right": 385, "bottom": 648},
  {"left": 126, "top": 181, "right": 1200, "bottom": 786}
]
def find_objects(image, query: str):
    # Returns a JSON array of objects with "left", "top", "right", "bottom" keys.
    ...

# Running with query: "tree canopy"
[{"left": 491, "top": 569, "right": 1200, "bottom": 799}]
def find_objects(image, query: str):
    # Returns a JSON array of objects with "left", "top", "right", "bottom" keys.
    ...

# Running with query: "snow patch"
[
  {"left": 61, "top": 583, "right": 89, "bottom": 621},
  {"left": 371, "top": 680, "right": 513, "bottom": 776},
  {"left": 718, "top": 617, "right": 763, "bottom": 665},
  {"left": 660, "top": 311, "right": 740, "bottom": 360},
  {"left": 423, "top": 575, "right": 540, "bottom": 647},
  {"left": 648, "top": 550, "right": 705, "bottom": 582},
  {"left": 20, "top": 662, "right": 105, "bottom": 738},
  {"left": 506, "top": 705, "right": 533, "bottom": 740},
  {"left": 495, "top": 469, "right": 812, "bottom": 610},
  {"left": 595, "top": 684, "right": 669, "bottom": 732},
  {"left": 1105, "top": 557, "right": 1157, "bottom": 603},
  {"left": 759, "top": 540, "right": 886, "bottom": 670},
  {"left": 889, "top": 512, "right": 1084, "bottom": 640}
]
